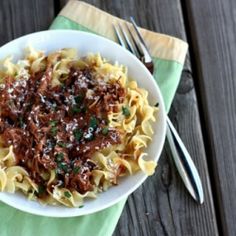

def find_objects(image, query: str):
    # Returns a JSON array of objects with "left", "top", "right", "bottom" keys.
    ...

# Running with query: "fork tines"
[
  {"left": 113, "top": 17, "right": 153, "bottom": 74},
  {"left": 113, "top": 22, "right": 142, "bottom": 59}
]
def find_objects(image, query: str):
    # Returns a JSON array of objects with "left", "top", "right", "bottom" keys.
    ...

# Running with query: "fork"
[{"left": 114, "top": 17, "right": 204, "bottom": 204}]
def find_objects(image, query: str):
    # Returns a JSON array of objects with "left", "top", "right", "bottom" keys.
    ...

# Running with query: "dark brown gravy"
[{"left": 0, "top": 62, "right": 125, "bottom": 196}]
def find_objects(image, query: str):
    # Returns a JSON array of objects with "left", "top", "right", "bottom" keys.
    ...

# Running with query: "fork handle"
[{"left": 166, "top": 116, "right": 204, "bottom": 204}]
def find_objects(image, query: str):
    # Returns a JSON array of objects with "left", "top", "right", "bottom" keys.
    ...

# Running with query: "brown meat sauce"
[{"left": 0, "top": 62, "right": 125, "bottom": 196}]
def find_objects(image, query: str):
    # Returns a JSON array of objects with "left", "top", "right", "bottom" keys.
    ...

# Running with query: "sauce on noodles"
[{"left": 0, "top": 64, "right": 125, "bottom": 196}]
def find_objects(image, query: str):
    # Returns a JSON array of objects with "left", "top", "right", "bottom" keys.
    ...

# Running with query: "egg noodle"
[{"left": 0, "top": 47, "right": 158, "bottom": 207}]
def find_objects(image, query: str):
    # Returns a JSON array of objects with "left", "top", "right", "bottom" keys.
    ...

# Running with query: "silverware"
[{"left": 113, "top": 17, "right": 204, "bottom": 204}]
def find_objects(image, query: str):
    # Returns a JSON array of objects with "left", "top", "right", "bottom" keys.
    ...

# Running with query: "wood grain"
[
  {"left": 0, "top": 0, "right": 55, "bottom": 45},
  {"left": 59, "top": 1, "right": 219, "bottom": 235},
  {"left": 182, "top": 0, "right": 236, "bottom": 235}
]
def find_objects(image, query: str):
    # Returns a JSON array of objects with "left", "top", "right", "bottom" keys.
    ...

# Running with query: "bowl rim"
[{"left": 0, "top": 29, "right": 167, "bottom": 217}]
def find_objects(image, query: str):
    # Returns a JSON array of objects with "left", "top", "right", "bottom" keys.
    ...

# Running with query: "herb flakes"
[
  {"left": 64, "top": 191, "right": 71, "bottom": 198},
  {"left": 73, "top": 129, "right": 83, "bottom": 142},
  {"left": 102, "top": 127, "right": 109, "bottom": 135},
  {"left": 122, "top": 106, "right": 130, "bottom": 117},
  {"left": 89, "top": 116, "right": 98, "bottom": 129}
]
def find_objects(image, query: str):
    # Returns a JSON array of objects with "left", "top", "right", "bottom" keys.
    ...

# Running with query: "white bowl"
[{"left": 0, "top": 30, "right": 166, "bottom": 217}]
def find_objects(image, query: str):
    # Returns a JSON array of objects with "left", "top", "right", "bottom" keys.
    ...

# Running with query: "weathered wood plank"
[
  {"left": 0, "top": 0, "right": 55, "bottom": 45},
  {"left": 59, "top": 1, "right": 219, "bottom": 235},
  {"left": 182, "top": 0, "right": 236, "bottom": 235}
]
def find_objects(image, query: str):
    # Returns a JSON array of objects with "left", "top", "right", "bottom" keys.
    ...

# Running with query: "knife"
[{"left": 166, "top": 116, "right": 204, "bottom": 204}]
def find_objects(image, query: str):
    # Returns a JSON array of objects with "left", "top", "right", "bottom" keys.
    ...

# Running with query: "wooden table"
[{"left": 0, "top": 0, "right": 236, "bottom": 235}]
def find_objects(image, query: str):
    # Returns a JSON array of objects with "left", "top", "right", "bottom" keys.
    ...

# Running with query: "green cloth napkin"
[{"left": 0, "top": 1, "right": 188, "bottom": 236}]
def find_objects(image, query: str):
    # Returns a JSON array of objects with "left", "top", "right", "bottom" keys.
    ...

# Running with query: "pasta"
[{"left": 0, "top": 47, "right": 158, "bottom": 207}]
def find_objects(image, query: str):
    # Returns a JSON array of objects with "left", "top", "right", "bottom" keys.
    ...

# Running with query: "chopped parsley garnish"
[
  {"left": 71, "top": 104, "right": 87, "bottom": 114},
  {"left": 71, "top": 105, "right": 81, "bottom": 114},
  {"left": 79, "top": 205, "right": 84, "bottom": 208},
  {"left": 49, "top": 120, "right": 58, "bottom": 135},
  {"left": 73, "top": 129, "right": 83, "bottom": 142},
  {"left": 50, "top": 126, "right": 58, "bottom": 136},
  {"left": 55, "top": 153, "right": 64, "bottom": 162},
  {"left": 38, "top": 185, "right": 45, "bottom": 195},
  {"left": 75, "top": 94, "right": 84, "bottom": 104},
  {"left": 73, "top": 166, "right": 80, "bottom": 174},
  {"left": 102, "top": 127, "right": 109, "bottom": 135},
  {"left": 57, "top": 141, "right": 67, "bottom": 148},
  {"left": 58, "top": 162, "right": 69, "bottom": 172},
  {"left": 64, "top": 191, "right": 71, "bottom": 198},
  {"left": 122, "top": 106, "right": 130, "bottom": 117},
  {"left": 18, "top": 116, "right": 24, "bottom": 128},
  {"left": 89, "top": 116, "right": 98, "bottom": 129},
  {"left": 49, "top": 120, "right": 57, "bottom": 126},
  {"left": 155, "top": 102, "right": 159, "bottom": 107}
]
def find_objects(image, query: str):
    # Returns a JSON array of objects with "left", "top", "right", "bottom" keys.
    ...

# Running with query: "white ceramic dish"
[{"left": 0, "top": 30, "right": 166, "bottom": 217}]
